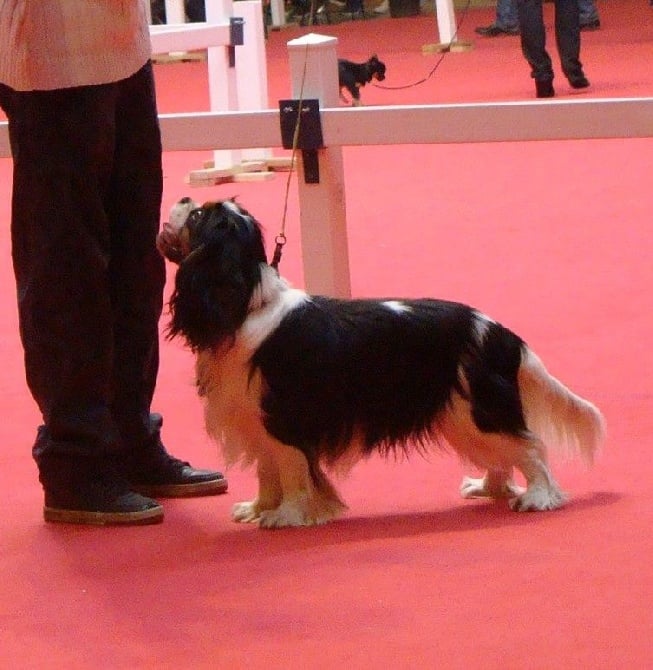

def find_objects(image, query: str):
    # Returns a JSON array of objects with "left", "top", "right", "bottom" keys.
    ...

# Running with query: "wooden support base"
[
  {"left": 269, "top": 21, "right": 299, "bottom": 31},
  {"left": 152, "top": 50, "right": 207, "bottom": 64},
  {"left": 422, "top": 40, "right": 474, "bottom": 54},
  {"left": 187, "top": 156, "right": 294, "bottom": 187}
]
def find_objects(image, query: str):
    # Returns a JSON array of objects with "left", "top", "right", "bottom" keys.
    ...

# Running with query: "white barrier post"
[
  {"left": 206, "top": 0, "right": 241, "bottom": 169},
  {"left": 423, "top": 0, "right": 471, "bottom": 52},
  {"left": 236, "top": 0, "right": 273, "bottom": 162},
  {"left": 270, "top": 0, "right": 286, "bottom": 28},
  {"left": 164, "top": 0, "right": 187, "bottom": 23},
  {"left": 287, "top": 34, "right": 351, "bottom": 298},
  {"left": 435, "top": 0, "right": 456, "bottom": 45}
]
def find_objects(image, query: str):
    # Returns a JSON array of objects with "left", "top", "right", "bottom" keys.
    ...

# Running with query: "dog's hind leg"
[
  {"left": 509, "top": 436, "right": 566, "bottom": 511},
  {"left": 442, "top": 392, "right": 564, "bottom": 511},
  {"left": 459, "top": 434, "right": 566, "bottom": 511}
]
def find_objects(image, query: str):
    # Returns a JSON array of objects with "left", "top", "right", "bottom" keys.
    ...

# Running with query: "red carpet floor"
[{"left": 1, "top": 1, "right": 653, "bottom": 667}]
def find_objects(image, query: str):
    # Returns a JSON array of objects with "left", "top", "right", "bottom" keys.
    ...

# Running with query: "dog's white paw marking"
[
  {"left": 232, "top": 501, "right": 260, "bottom": 523},
  {"left": 257, "top": 501, "right": 316, "bottom": 529},
  {"left": 509, "top": 486, "right": 567, "bottom": 512},
  {"left": 460, "top": 475, "right": 525, "bottom": 499}
]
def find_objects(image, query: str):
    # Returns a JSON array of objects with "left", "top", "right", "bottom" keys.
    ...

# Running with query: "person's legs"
[
  {"left": 1, "top": 65, "right": 225, "bottom": 524},
  {"left": 105, "top": 63, "right": 165, "bottom": 450},
  {"left": 497, "top": 0, "right": 519, "bottom": 29},
  {"left": 104, "top": 63, "right": 227, "bottom": 496},
  {"left": 554, "top": 0, "right": 589, "bottom": 86},
  {"left": 1, "top": 78, "right": 163, "bottom": 523},
  {"left": 516, "top": 0, "right": 555, "bottom": 95}
]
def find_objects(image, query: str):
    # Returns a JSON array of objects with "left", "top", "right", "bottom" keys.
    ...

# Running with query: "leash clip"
[{"left": 270, "top": 233, "right": 287, "bottom": 271}]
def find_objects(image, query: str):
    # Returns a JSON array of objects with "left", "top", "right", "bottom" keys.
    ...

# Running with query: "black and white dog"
[
  {"left": 158, "top": 198, "right": 606, "bottom": 529},
  {"left": 338, "top": 55, "right": 386, "bottom": 106}
]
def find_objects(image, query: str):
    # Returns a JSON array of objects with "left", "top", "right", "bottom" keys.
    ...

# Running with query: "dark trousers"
[
  {"left": 0, "top": 63, "right": 166, "bottom": 487},
  {"left": 516, "top": 0, "right": 583, "bottom": 81}
]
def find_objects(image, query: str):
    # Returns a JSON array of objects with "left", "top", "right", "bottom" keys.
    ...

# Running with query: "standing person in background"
[
  {"left": 475, "top": 0, "right": 520, "bottom": 36},
  {"left": 516, "top": 0, "right": 590, "bottom": 98},
  {"left": 0, "top": 1, "right": 227, "bottom": 526},
  {"left": 476, "top": 0, "right": 600, "bottom": 37}
]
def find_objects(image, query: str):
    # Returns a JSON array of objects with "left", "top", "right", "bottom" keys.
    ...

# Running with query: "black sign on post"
[
  {"left": 228, "top": 17, "right": 244, "bottom": 68},
  {"left": 278, "top": 99, "right": 324, "bottom": 184}
]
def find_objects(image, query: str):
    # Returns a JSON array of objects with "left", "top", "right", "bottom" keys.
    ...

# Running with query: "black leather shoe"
[
  {"left": 580, "top": 19, "right": 600, "bottom": 31},
  {"left": 475, "top": 23, "right": 519, "bottom": 37},
  {"left": 122, "top": 413, "right": 228, "bottom": 497},
  {"left": 535, "top": 79, "right": 555, "bottom": 98},
  {"left": 44, "top": 474, "right": 163, "bottom": 526},
  {"left": 126, "top": 450, "right": 228, "bottom": 497}
]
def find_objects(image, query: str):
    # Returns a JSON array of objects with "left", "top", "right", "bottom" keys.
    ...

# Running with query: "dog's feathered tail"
[{"left": 518, "top": 348, "right": 606, "bottom": 464}]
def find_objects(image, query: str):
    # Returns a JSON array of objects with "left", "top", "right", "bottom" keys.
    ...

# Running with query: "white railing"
[{"left": 1, "top": 33, "right": 651, "bottom": 297}]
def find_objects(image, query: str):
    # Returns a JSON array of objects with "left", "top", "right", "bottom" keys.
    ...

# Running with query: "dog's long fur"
[
  {"left": 338, "top": 55, "right": 386, "bottom": 106},
  {"left": 160, "top": 198, "right": 606, "bottom": 529}
]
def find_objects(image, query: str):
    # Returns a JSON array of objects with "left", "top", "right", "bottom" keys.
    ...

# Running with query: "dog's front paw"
[
  {"left": 257, "top": 502, "right": 316, "bottom": 529},
  {"left": 460, "top": 473, "right": 525, "bottom": 499},
  {"left": 232, "top": 501, "right": 261, "bottom": 523},
  {"left": 509, "top": 486, "right": 567, "bottom": 512}
]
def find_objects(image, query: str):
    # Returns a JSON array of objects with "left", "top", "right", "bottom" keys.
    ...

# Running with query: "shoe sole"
[
  {"left": 44, "top": 505, "right": 164, "bottom": 526},
  {"left": 130, "top": 477, "right": 229, "bottom": 498}
]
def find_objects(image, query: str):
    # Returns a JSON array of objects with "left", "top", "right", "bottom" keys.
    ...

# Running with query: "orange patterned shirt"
[{"left": 0, "top": 0, "right": 151, "bottom": 91}]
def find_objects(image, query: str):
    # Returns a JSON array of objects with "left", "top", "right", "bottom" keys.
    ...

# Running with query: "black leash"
[{"left": 373, "top": 0, "right": 472, "bottom": 92}]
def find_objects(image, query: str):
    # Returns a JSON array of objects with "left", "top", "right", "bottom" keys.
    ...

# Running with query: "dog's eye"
[{"left": 186, "top": 208, "right": 204, "bottom": 227}]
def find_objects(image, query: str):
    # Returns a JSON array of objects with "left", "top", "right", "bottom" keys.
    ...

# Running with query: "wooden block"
[
  {"left": 450, "top": 41, "right": 474, "bottom": 53},
  {"left": 152, "top": 50, "right": 207, "bottom": 64},
  {"left": 232, "top": 171, "right": 276, "bottom": 182},
  {"left": 422, "top": 40, "right": 474, "bottom": 54},
  {"left": 265, "top": 156, "right": 295, "bottom": 171},
  {"left": 187, "top": 166, "right": 236, "bottom": 186},
  {"left": 203, "top": 157, "right": 294, "bottom": 171},
  {"left": 238, "top": 160, "right": 269, "bottom": 173},
  {"left": 187, "top": 159, "right": 288, "bottom": 187}
]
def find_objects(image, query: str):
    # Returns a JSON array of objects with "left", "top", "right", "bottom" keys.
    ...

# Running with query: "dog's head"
[
  {"left": 367, "top": 55, "right": 386, "bottom": 82},
  {"left": 161, "top": 198, "right": 268, "bottom": 351}
]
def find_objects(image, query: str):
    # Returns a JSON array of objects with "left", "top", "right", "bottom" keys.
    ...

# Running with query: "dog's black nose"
[{"left": 179, "top": 196, "right": 193, "bottom": 204}]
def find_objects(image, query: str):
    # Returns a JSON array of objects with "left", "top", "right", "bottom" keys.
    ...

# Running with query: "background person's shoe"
[
  {"left": 535, "top": 79, "right": 555, "bottom": 98},
  {"left": 580, "top": 19, "right": 600, "bottom": 30},
  {"left": 475, "top": 23, "right": 519, "bottom": 37},
  {"left": 568, "top": 75, "right": 590, "bottom": 89},
  {"left": 44, "top": 475, "right": 163, "bottom": 525}
]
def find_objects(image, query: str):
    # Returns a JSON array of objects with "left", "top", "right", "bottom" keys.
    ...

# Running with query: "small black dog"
[{"left": 338, "top": 55, "right": 386, "bottom": 106}]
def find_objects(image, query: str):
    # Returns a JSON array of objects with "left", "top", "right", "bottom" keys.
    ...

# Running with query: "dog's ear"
[{"left": 167, "top": 201, "right": 267, "bottom": 351}]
